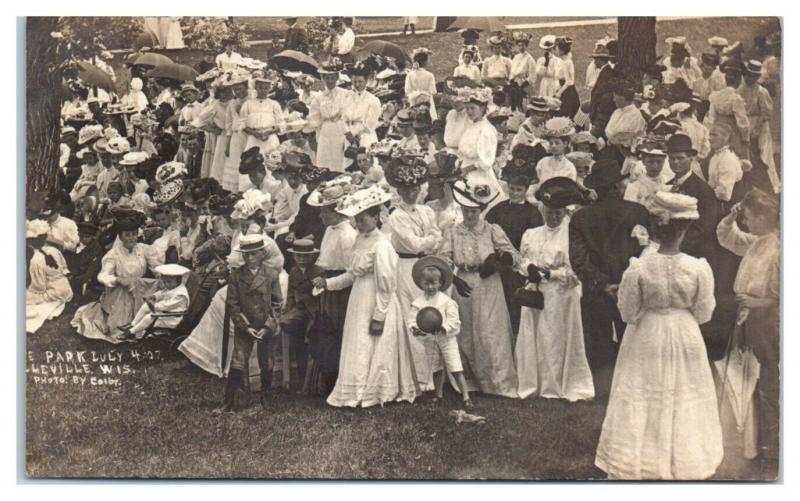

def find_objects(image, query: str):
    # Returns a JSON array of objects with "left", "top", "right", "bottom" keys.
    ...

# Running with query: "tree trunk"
[
  {"left": 617, "top": 17, "right": 657, "bottom": 85},
  {"left": 26, "top": 17, "right": 62, "bottom": 201}
]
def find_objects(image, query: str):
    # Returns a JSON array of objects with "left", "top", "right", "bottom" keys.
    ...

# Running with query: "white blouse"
[
  {"left": 326, "top": 228, "right": 398, "bottom": 322},
  {"left": 458, "top": 118, "right": 498, "bottom": 170},
  {"left": 535, "top": 155, "right": 577, "bottom": 183},
  {"left": 317, "top": 220, "right": 358, "bottom": 271},
  {"left": 241, "top": 98, "right": 285, "bottom": 132},
  {"left": 388, "top": 202, "right": 442, "bottom": 255},
  {"left": 444, "top": 109, "right": 470, "bottom": 151}
]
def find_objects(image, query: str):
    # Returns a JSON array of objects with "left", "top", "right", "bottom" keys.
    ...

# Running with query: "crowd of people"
[{"left": 27, "top": 17, "right": 781, "bottom": 480}]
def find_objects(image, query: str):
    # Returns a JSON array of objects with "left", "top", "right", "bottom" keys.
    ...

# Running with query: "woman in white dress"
[
  {"left": 312, "top": 184, "right": 425, "bottom": 407},
  {"left": 385, "top": 158, "right": 440, "bottom": 391},
  {"left": 553, "top": 37, "right": 580, "bottom": 119},
  {"left": 208, "top": 82, "right": 234, "bottom": 184},
  {"left": 343, "top": 64, "right": 382, "bottom": 150},
  {"left": 535, "top": 117, "right": 578, "bottom": 187},
  {"left": 26, "top": 220, "right": 73, "bottom": 334},
  {"left": 405, "top": 48, "right": 437, "bottom": 121},
  {"left": 595, "top": 191, "right": 723, "bottom": 480},
  {"left": 456, "top": 87, "right": 505, "bottom": 209},
  {"left": 308, "top": 59, "right": 351, "bottom": 172},
  {"left": 162, "top": 17, "right": 185, "bottom": 49},
  {"left": 515, "top": 177, "right": 594, "bottom": 401},
  {"left": 535, "top": 35, "right": 562, "bottom": 98},
  {"left": 439, "top": 170, "right": 519, "bottom": 398},
  {"left": 241, "top": 76, "right": 285, "bottom": 155},
  {"left": 222, "top": 77, "right": 251, "bottom": 192},
  {"left": 443, "top": 95, "right": 470, "bottom": 155}
]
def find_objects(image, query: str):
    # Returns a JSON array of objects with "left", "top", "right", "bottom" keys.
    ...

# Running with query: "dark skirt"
[
  {"left": 307, "top": 271, "right": 351, "bottom": 374},
  {"left": 556, "top": 85, "right": 580, "bottom": 119}
]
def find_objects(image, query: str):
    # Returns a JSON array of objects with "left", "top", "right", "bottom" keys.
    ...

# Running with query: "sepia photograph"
[{"left": 21, "top": 13, "right": 782, "bottom": 481}]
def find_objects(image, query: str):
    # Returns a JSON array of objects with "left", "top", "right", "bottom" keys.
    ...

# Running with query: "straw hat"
[
  {"left": 307, "top": 175, "right": 358, "bottom": 207},
  {"left": 335, "top": 184, "right": 393, "bottom": 217},
  {"left": 646, "top": 191, "right": 700, "bottom": 224},
  {"left": 451, "top": 170, "right": 499, "bottom": 209}
]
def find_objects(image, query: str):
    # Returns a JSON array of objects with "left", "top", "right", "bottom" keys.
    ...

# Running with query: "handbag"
[{"left": 511, "top": 281, "right": 544, "bottom": 310}]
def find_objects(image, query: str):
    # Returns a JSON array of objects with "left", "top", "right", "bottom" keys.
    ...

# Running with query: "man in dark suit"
[
  {"left": 569, "top": 158, "right": 650, "bottom": 381},
  {"left": 283, "top": 17, "right": 308, "bottom": 53},
  {"left": 589, "top": 46, "right": 618, "bottom": 139},
  {"left": 665, "top": 133, "right": 720, "bottom": 267},
  {"left": 217, "top": 234, "right": 283, "bottom": 413}
]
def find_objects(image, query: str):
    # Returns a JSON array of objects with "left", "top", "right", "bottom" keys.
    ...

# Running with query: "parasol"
[
  {"left": 76, "top": 61, "right": 115, "bottom": 92},
  {"left": 147, "top": 63, "right": 199, "bottom": 82},
  {"left": 269, "top": 50, "right": 320, "bottom": 77},
  {"left": 715, "top": 345, "right": 760, "bottom": 458},
  {"left": 356, "top": 40, "right": 410, "bottom": 62},
  {"left": 446, "top": 17, "right": 507, "bottom": 33},
  {"left": 127, "top": 52, "right": 174, "bottom": 68}
]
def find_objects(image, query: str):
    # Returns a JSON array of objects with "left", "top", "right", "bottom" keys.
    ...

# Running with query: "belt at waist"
[
  {"left": 323, "top": 269, "right": 347, "bottom": 278},
  {"left": 397, "top": 252, "right": 426, "bottom": 259}
]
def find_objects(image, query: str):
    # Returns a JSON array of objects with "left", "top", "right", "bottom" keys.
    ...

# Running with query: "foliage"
[
  {"left": 58, "top": 17, "right": 144, "bottom": 54},
  {"left": 182, "top": 17, "right": 251, "bottom": 51}
]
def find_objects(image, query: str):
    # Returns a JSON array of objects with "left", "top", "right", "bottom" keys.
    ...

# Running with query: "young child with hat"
[
  {"left": 118, "top": 263, "right": 191, "bottom": 340},
  {"left": 407, "top": 256, "right": 472, "bottom": 408},
  {"left": 534, "top": 117, "right": 578, "bottom": 186},
  {"left": 279, "top": 239, "right": 322, "bottom": 391}
]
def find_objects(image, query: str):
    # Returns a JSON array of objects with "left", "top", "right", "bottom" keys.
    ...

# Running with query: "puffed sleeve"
[
  {"left": 441, "top": 297, "right": 462, "bottom": 337},
  {"left": 690, "top": 258, "right": 716, "bottom": 325},
  {"left": 616, "top": 258, "right": 643, "bottom": 324},
  {"left": 97, "top": 249, "right": 118, "bottom": 288},
  {"left": 372, "top": 239, "right": 398, "bottom": 322},
  {"left": 475, "top": 122, "right": 498, "bottom": 169},
  {"left": 307, "top": 93, "right": 322, "bottom": 129},
  {"left": 716, "top": 217, "right": 757, "bottom": 257},
  {"left": 59, "top": 220, "right": 80, "bottom": 252},
  {"left": 489, "top": 223, "right": 519, "bottom": 266}
]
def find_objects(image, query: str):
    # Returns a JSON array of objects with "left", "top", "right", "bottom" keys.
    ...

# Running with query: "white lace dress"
[
  {"left": 514, "top": 219, "right": 594, "bottom": 401},
  {"left": 326, "top": 228, "right": 424, "bottom": 407},
  {"left": 595, "top": 253, "right": 723, "bottom": 480}
]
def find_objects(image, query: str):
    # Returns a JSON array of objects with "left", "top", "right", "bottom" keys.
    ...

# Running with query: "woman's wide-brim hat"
[
  {"left": 488, "top": 35, "right": 504, "bottom": 47},
  {"left": 565, "top": 151, "right": 595, "bottom": 169},
  {"left": 541, "top": 117, "right": 576, "bottom": 138},
  {"left": 287, "top": 238, "right": 320, "bottom": 255},
  {"left": 452, "top": 170, "right": 499, "bottom": 209},
  {"left": 105, "top": 136, "right": 131, "bottom": 155},
  {"left": 583, "top": 158, "right": 628, "bottom": 190},
  {"left": 535, "top": 176, "right": 584, "bottom": 209},
  {"left": 153, "top": 179, "right": 185, "bottom": 206},
  {"left": 708, "top": 36, "right": 729, "bottom": 47},
  {"left": 335, "top": 184, "right": 393, "bottom": 217},
  {"left": 112, "top": 208, "right": 147, "bottom": 232},
  {"left": 307, "top": 175, "right": 357, "bottom": 207},
  {"left": 385, "top": 157, "right": 428, "bottom": 188},
  {"left": 665, "top": 133, "right": 697, "bottom": 156},
  {"left": 78, "top": 124, "right": 104, "bottom": 145},
  {"left": 646, "top": 191, "right": 700, "bottom": 223},
  {"left": 119, "top": 151, "right": 150, "bottom": 166},
  {"left": 539, "top": 34, "right": 556, "bottom": 50},
  {"left": 233, "top": 234, "right": 267, "bottom": 253},
  {"left": 412, "top": 255, "right": 453, "bottom": 292},
  {"left": 318, "top": 57, "right": 344, "bottom": 75}
]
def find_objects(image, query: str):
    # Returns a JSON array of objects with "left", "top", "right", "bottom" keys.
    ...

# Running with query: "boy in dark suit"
[
  {"left": 216, "top": 234, "right": 283, "bottom": 413},
  {"left": 280, "top": 239, "right": 322, "bottom": 390}
]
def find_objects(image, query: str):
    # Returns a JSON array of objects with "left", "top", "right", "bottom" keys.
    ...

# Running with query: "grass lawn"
[{"left": 26, "top": 295, "right": 759, "bottom": 480}]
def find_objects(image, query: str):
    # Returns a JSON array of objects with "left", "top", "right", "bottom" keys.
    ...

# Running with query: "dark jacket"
[
  {"left": 590, "top": 64, "right": 617, "bottom": 136},
  {"left": 226, "top": 263, "right": 283, "bottom": 334},
  {"left": 670, "top": 172, "right": 720, "bottom": 266},
  {"left": 569, "top": 195, "right": 650, "bottom": 296},
  {"left": 284, "top": 264, "right": 323, "bottom": 318},
  {"left": 284, "top": 26, "right": 308, "bottom": 52}
]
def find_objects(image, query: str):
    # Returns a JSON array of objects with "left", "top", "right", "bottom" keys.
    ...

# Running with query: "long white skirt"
[
  {"left": 453, "top": 271, "right": 518, "bottom": 398},
  {"left": 209, "top": 134, "right": 228, "bottom": 186},
  {"left": 594, "top": 308, "right": 723, "bottom": 480},
  {"left": 223, "top": 131, "right": 247, "bottom": 192},
  {"left": 326, "top": 272, "right": 424, "bottom": 408},
  {"left": 244, "top": 133, "right": 280, "bottom": 156},
  {"left": 515, "top": 281, "right": 594, "bottom": 401},
  {"left": 315, "top": 121, "right": 347, "bottom": 172}
]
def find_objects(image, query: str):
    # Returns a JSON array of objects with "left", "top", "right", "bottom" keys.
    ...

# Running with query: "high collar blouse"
[{"left": 438, "top": 219, "right": 518, "bottom": 271}]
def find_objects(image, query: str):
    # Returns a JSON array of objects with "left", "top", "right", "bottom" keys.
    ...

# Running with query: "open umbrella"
[
  {"left": 269, "top": 50, "right": 320, "bottom": 77},
  {"left": 147, "top": 63, "right": 199, "bottom": 82},
  {"left": 76, "top": 61, "right": 115, "bottom": 92},
  {"left": 127, "top": 52, "right": 174, "bottom": 69},
  {"left": 446, "top": 17, "right": 507, "bottom": 33},
  {"left": 357, "top": 40, "right": 410, "bottom": 62}
]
